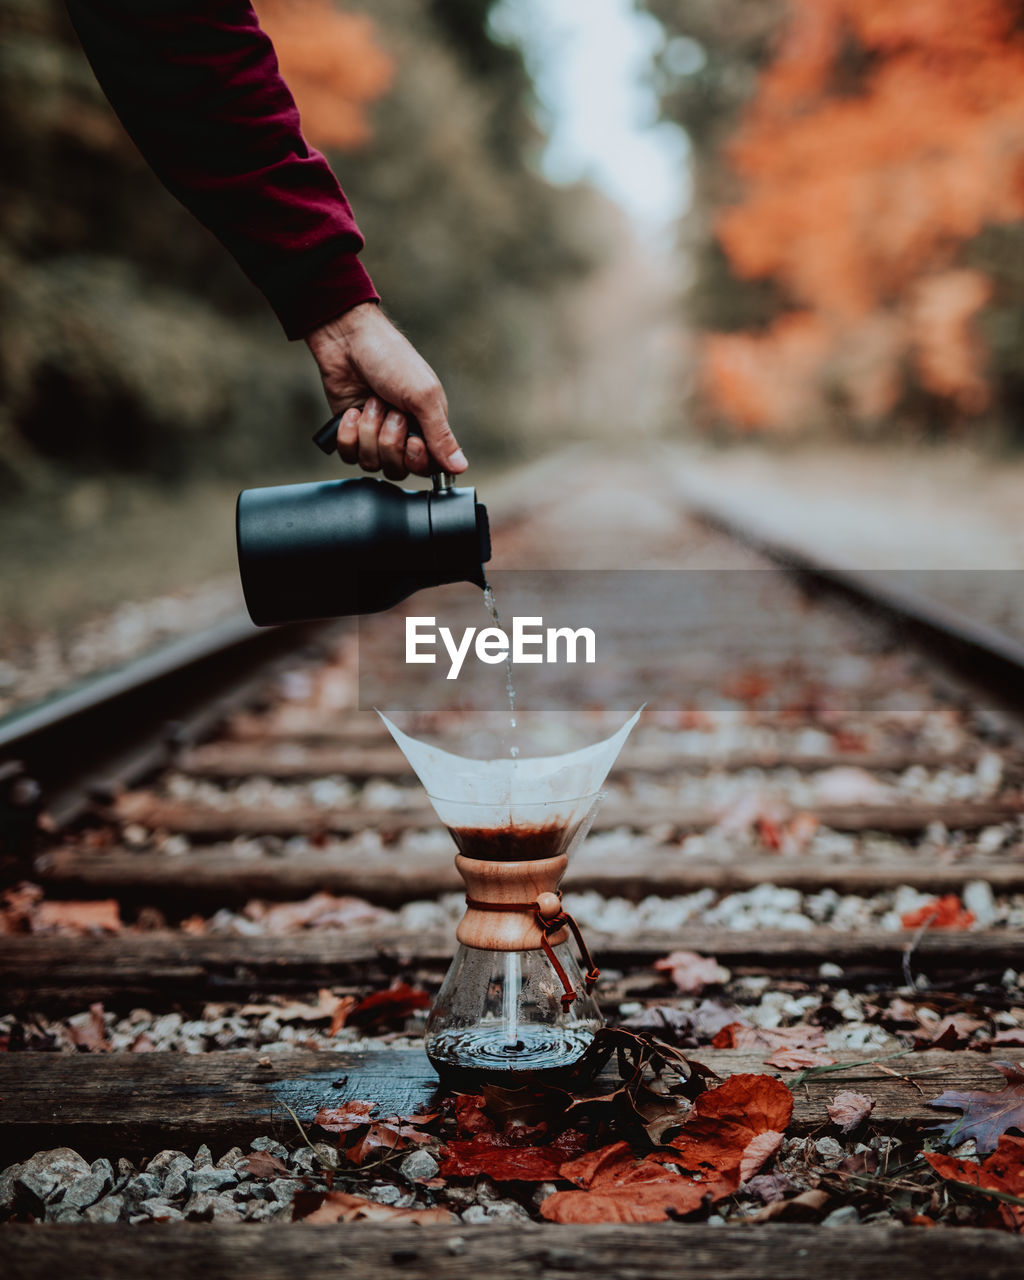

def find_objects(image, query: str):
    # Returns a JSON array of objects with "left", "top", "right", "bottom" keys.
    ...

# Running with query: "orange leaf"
[
  {"left": 313, "top": 1099, "right": 377, "bottom": 1133},
  {"left": 901, "top": 895, "right": 975, "bottom": 931},
  {"left": 925, "top": 1135, "right": 1024, "bottom": 1232}
]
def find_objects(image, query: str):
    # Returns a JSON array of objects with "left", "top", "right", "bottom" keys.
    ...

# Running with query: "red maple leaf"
[{"left": 925, "top": 1135, "right": 1024, "bottom": 1232}]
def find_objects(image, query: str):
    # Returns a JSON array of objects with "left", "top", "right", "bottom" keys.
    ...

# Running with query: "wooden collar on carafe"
[{"left": 455, "top": 853, "right": 599, "bottom": 1012}]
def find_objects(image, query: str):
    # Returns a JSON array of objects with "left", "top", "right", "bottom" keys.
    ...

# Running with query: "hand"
[{"left": 305, "top": 302, "right": 467, "bottom": 480}]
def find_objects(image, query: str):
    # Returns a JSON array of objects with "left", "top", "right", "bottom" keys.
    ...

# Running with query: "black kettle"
[{"left": 236, "top": 416, "right": 491, "bottom": 626}]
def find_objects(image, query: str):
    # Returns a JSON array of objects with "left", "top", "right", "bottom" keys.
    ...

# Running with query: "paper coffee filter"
[{"left": 378, "top": 708, "right": 643, "bottom": 831}]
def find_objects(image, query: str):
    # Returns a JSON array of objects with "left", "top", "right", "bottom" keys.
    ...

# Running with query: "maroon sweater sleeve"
[{"left": 65, "top": 0, "right": 379, "bottom": 339}]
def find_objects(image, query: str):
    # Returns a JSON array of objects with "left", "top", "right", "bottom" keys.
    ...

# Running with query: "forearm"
[{"left": 65, "top": 0, "right": 378, "bottom": 337}]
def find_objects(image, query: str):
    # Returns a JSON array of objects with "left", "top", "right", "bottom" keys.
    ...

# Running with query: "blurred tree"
[{"left": 642, "top": 0, "right": 1024, "bottom": 439}]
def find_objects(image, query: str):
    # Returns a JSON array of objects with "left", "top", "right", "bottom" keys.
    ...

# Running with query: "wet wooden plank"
[
  {"left": 179, "top": 739, "right": 987, "bottom": 780},
  {"left": 0, "top": 1047, "right": 1008, "bottom": 1162},
  {"left": 3, "top": 1223, "right": 1022, "bottom": 1280},
  {"left": 3, "top": 929, "right": 1022, "bottom": 1009},
  {"left": 109, "top": 791, "right": 1024, "bottom": 839},
  {"left": 35, "top": 840, "right": 1024, "bottom": 906}
]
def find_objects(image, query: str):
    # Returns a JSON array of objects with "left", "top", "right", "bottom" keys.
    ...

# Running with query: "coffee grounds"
[{"left": 447, "top": 822, "right": 579, "bottom": 862}]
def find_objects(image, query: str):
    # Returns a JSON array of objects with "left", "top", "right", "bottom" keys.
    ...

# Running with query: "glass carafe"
[{"left": 380, "top": 709, "right": 641, "bottom": 1084}]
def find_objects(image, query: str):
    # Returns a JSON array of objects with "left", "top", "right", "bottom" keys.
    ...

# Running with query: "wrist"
[{"left": 305, "top": 300, "right": 381, "bottom": 357}]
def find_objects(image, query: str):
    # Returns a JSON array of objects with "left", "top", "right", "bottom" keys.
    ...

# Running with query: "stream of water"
[{"left": 483, "top": 582, "right": 519, "bottom": 757}]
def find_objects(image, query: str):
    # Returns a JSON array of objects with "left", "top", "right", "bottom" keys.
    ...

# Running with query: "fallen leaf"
[
  {"left": 439, "top": 1129, "right": 586, "bottom": 1182},
  {"left": 928, "top": 1061, "right": 1024, "bottom": 1152},
  {"left": 345, "top": 1116, "right": 433, "bottom": 1166},
  {"left": 35, "top": 899, "right": 121, "bottom": 935},
  {"left": 713, "top": 1022, "right": 826, "bottom": 1053},
  {"left": 827, "top": 1090, "right": 876, "bottom": 1133},
  {"left": 67, "top": 1002, "right": 110, "bottom": 1052},
  {"left": 313, "top": 1099, "right": 378, "bottom": 1133},
  {"left": 329, "top": 996, "right": 359, "bottom": 1036},
  {"left": 541, "top": 1142, "right": 714, "bottom": 1224},
  {"left": 754, "top": 1188, "right": 830, "bottom": 1222},
  {"left": 244, "top": 893, "right": 388, "bottom": 934},
  {"left": 241, "top": 1151, "right": 289, "bottom": 1179},
  {"left": 659, "top": 1072, "right": 793, "bottom": 1185},
  {"left": 654, "top": 951, "right": 732, "bottom": 995},
  {"left": 739, "top": 1130, "right": 785, "bottom": 1181},
  {"left": 346, "top": 980, "right": 431, "bottom": 1028},
  {"left": 296, "top": 1190, "right": 454, "bottom": 1225},
  {"left": 925, "top": 1134, "right": 1024, "bottom": 1232},
  {"left": 0, "top": 882, "right": 43, "bottom": 934},
  {"left": 913, "top": 1013, "right": 986, "bottom": 1050},
  {"left": 766, "top": 1047, "right": 837, "bottom": 1071},
  {"left": 242, "top": 988, "right": 351, "bottom": 1025},
  {"left": 745, "top": 1170, "right": 795, "bottom": 1203},
  {"left": 778, "top": 811, "right": 819, "bottom": 855},
  {"left": 712, "top": 791, "right": 791, "bottom": 839},
  {"left": 622, "top": 1000, "right": 741, "bottom": 1047},
  {"left": 452, "top": 1093, "right": 495, "bottom": 1135},
  {"left": 477, "top": 1085, "right": 564, "bottom": 1132},
  {"left": 901, "top": 895, "right": 975, "bottom": 931}
]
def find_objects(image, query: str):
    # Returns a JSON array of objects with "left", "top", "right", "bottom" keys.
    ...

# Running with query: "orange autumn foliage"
[
  {"left": 253, "top": 0, "right": 393, "bottom": 149},
  {"left": 702, "top": 0, "right": 1024, "bottom": 431}
]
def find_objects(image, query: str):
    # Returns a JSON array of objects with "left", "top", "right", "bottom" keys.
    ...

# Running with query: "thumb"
[{"left": 411, "top": 385, "right": 467, "bottom": 473}]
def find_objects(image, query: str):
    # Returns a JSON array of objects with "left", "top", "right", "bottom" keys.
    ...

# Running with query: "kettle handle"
[{"left": 312, "top": 413, "right": 454, "bottom": 493}]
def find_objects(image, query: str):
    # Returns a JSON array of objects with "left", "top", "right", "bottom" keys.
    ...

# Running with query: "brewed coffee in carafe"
[{"left": 381, "top": 710, "right": 641, "bottom": 1083}]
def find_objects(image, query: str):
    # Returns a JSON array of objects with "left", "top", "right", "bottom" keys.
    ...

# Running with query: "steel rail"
[
  {"left": 681, "top": 492, "right": 1024, "bottom": 725},
  {"left": 0, "top": 612, "right": 336, "bottom": 838}
]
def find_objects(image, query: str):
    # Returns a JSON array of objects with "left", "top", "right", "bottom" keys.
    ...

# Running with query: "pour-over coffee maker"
[{"left": 381, "top": 711, "right": 641, "bottom": 1084}]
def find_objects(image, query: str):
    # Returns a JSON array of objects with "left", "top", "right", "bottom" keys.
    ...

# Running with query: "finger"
[
  {"left": 404, "top": 433, "right": 433, "bottom": 478},
  {"left": 357, "top": 396, "right": 384, "bottom": 472},
  {"left": 378, "top": 408, "right": 408, "bottom": 481},
  {"left": 412, "top": 382, "right": 466, "bottom": 473},
  {"left": 335, "top": 407, "right": 361, "bottom": 466}
]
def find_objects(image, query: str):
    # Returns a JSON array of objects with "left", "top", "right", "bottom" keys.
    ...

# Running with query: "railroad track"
[{"left": 2, "top": 455, "right": 1024, "bottom": 1274}]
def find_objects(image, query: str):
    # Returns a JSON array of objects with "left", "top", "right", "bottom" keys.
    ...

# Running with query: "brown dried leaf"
[
  {"left": 313, "top": 1099, "right": 377, "bottom": 1133},
  {"left": 345, "top": 1118, "right": 430, "bottom": 1166},
  {"left": 754, "top": 1188, "right": 830, "bottom": 1222},
  {"left": 827, "top": 1090, "right": 876, "bottom": 1134},
  {"left": 67, "top": 1002, "right": 110, "bottom": 1052},
  {"left": 928, "top": 1061, "right": 1024, "bottom": 1153},
  {"left": 766, "top": 1047, "right": 837, "bottom": 1071},
  {"left": 713, "top": 1022, "right": 826, "bottom": 1052},
  {"left": 912, "top": 1013, "right": 986, "bottom": 1050},
  {"left": 241, "top": 1151, "right": 289, "bottom": 1179},
  {"left": 297, "top": 1190, "right": 454, "bottom": 1225}
]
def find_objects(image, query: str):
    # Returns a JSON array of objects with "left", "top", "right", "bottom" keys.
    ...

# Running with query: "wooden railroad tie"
[
  {"left": 35, "top": 841, "right": 1024, "bottom": 906},
  {"left": 2, "top": 929, "right": 1022, "bottom": 1008},
  {"left": 0, "top": 1047, "right": 1009, "bottom": 1163},
  {"left": 3, "top": 1223, "right": 1022, "bottom": 1280}
]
